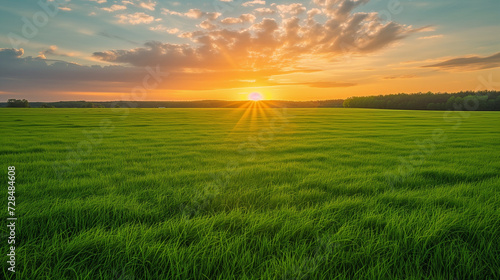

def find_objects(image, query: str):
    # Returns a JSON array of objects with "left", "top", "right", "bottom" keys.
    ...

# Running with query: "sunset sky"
[{"left": 0, "top": 0, "right": 499, "bottom": 101}]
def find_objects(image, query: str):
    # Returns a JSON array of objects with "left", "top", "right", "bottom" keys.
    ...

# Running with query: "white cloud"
[
  {"left": 199, "top": 20, "right": 217, "bottom": 30},
  {"left": 116, "top": 12, "right": 156, "bottom": 24},
  {"left": 162, "top": 8, "right": 221, "bottom": 20},
  {"left": 118, "top": 0, "right": 157, "bottom": 11},
  {"left": 242, "top": 0, "right": 265, "bottom": 7},
  {"left": 102, "top": 5, "right": 127, "bottom": 12},
  {"left": 274, "top": 3, "right": 306, "bottom": 15},
  {"left": 221, "top": 13, "right": 256, "bottom": 24},
  {"left": 254, "top": 7, "right": 275, "bottom": 15},
  {"left": 140, "top": 2, "right": 156, "bottom": 11},
  {"left": 418, "top": 34, "right": 443, "bottom": 40}
]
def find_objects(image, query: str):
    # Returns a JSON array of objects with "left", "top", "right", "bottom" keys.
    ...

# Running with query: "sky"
[{"left": 0, "top": 0, "right": 499, "bottom": 102}]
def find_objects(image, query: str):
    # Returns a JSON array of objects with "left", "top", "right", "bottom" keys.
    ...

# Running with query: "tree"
[
  {"left": 486, "top": 99, "right": 495, "bottom": 110},
  {"left": 454, "top": 97, "right": 463, "bottom": 110},
  {"left": 40, "top": 103, "right": 55, "bottom": 108},
  {"left": 7, "top": 99, "right": 29, "bottom": 108},
  {"left": 446, "top": 96, "right": 455, "bottom": 110}
]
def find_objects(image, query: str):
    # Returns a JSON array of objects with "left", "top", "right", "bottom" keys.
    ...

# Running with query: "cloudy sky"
[{"left": 0, "top": 0, "right": 499, "bottom": 101}]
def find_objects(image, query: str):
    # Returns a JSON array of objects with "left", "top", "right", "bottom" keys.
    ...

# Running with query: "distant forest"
[
  {"left": 2, "top": 91, "right": 500, "bottom": 110},
  {"left": 343, "top": 91, "right": 500, "bottom": 111}
]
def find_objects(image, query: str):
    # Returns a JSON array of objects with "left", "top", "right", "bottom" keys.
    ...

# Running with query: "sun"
[{"left": 248, "top": 92, "right": 264, "bottom": 101}]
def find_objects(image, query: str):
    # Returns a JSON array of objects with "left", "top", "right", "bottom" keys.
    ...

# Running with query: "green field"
[{"left": 1, "top": 108, "right": 499, "bottom": 279}]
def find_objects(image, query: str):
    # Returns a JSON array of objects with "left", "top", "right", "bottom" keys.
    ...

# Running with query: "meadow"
[{"left": 1, "top": 107, "right": 499, "bottom": 279}]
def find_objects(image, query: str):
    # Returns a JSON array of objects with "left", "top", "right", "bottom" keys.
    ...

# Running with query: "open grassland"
[{"left": 1, "top": 108, "right": 499, "bottom": 279}]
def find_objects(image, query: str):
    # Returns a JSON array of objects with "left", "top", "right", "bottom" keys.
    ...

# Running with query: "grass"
[{"left": 1, "top": 107, "right": 499, "bottom": 279}]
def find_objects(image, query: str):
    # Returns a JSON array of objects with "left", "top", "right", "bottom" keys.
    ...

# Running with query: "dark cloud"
[
  {"left": 0, "top": 49, "right": 142, "bottom": 82},
  {"left": 0, "top": 48, "right": 149, "bottom": 97},
  {"left": 423, "top": 52, "right": 500, "bottom": 71},
  {"left": 0, "top": 48, "right": 24, "bottom": 60}
]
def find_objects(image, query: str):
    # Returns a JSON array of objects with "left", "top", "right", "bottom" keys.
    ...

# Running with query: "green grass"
[{"left": 1, "top": 108, "right": 499, "bottom": 279}]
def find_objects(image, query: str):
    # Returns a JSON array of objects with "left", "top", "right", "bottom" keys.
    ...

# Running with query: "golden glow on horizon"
[{"left": 64, "top": 67, "right": 492, "bottom": 102}]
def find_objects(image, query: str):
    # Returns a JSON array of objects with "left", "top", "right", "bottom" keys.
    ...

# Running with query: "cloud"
[
  {"left": 199, "top": 20, "right": 217, "bottom": 30},
  {"left": 274, "top": 3, "right": 306, "bottom": 16},
  {"left": 38, "top": 45, "right": 76, "bottom": 59},
  {"left": 162, "top": 8, "right": 221, "bottom": 20},
  {"left": 423, "top": 52, "right": 500, "bottom": 71},
  {"left": 139, "top": 2, "right": 156, "bottom": 11},
  {"left": 221, "top": 14, "right": 256, "bottom": 24},
  {"left": 95, "top": 1, "right": 416, "bottom": 73},
  {"left": 119, "top": 0, "right": 157, "bottom": 11},
  {"left": 254, "top": 7, "right": 275, "bottom": 15},
  {"left": 307, "top": 8, "right": 322, "bottom": 19},
  {"left": 0, "top": 48, "right": 24, "bottom": 60},
  {"left": 418, "top": 26, "right": 436, "bottom": 32},
  {"left": 101, "top": 4, "right": 127, "bottom": 12},
  {"left": 313, "top": 0, "right": 370, "bottom": 18},
  {"left": 242, "top": 0, "right": 265, "bottom": 7},
  {"left": 220, "top": 18, "right": 243, "bottom": 24},
  {"left": 0, "top": 48, "right": 149, "bottom": 96},
  {"left": 418, "top": 34, "right": 443, "bottom": 40},
  {"left": 116, "top": 12, "right": 156, "bottom": 24}
]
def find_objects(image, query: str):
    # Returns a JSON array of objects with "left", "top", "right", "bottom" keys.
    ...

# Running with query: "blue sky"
[{"left": 0, "top": 0, "right": 499, "bottom": 101}]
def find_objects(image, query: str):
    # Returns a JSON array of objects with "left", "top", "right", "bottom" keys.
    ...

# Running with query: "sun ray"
[
  {"left": 229, "top": 101, "right": 254, "bottom": 133},
  {"left": 225, "top": 94, "right": 281, "bottom": 140},
  {"left": 256, "top": 100, "right": 270, "bottom": 123}
]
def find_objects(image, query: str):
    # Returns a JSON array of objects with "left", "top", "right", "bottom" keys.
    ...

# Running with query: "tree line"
[{"left": 343, "top": 91, "right": 500, "bottom": 111}]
